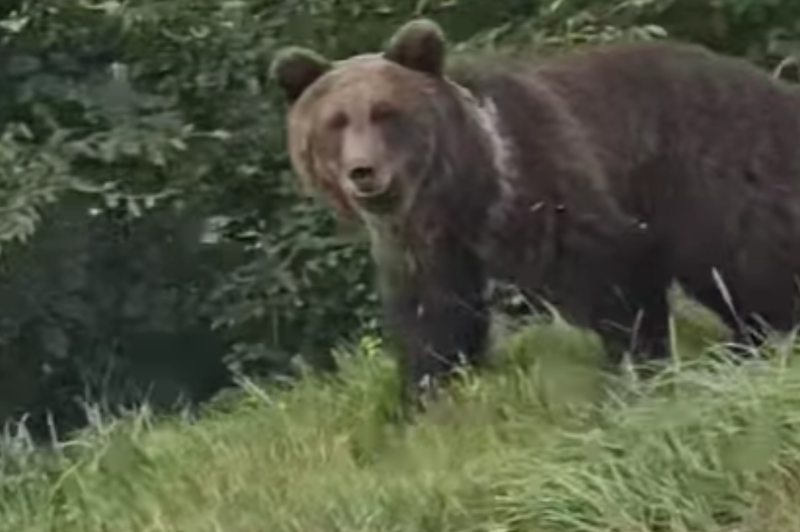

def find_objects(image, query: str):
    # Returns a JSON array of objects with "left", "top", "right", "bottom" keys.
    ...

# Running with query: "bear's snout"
[{"left": 344, "top": 164, "right": 390, "bottom": 198}]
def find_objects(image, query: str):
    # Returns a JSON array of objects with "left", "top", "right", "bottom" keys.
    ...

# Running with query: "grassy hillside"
[{"left": 3, "top": 297, "right": 800, "bottom": 532}]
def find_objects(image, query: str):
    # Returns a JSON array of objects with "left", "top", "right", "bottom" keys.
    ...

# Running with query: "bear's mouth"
[
  {"left": 344, "top": 167, "right": 386, "bottom": 195},
  {"left": 351, "top": 182, "right": 387, "bottom": 198},
  {"left": 347, "top": 178, "right": 399, "bottom": 214},
  {"left": 350, "top": 181, "right": 391, "bottom": 198},
  {"left": 345, "top": 170, "right": 394, "bottom": 200}
]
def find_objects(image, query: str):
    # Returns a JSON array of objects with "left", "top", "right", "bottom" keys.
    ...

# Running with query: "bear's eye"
[
  {"left": 370, "top": 101, "right": 398, "bottom": 123},
  {"left": 326, "top": 112, "right": 348, "bottom": 131}
]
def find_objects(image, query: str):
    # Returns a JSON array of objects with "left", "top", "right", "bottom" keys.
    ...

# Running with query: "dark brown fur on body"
[{"left": 271, "top": 19, "right": 800, "bottom": 404}]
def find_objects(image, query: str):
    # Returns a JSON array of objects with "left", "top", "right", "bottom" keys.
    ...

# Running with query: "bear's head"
[{"left": 270, "top": 19, "right": 493, "bottom": 221}]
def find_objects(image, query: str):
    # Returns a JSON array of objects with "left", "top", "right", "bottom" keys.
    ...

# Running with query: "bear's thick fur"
[{"left": 271, "top": 18, "right": 800, "bottom": 402}]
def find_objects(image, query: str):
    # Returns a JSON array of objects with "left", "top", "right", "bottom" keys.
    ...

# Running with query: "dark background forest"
[{"left": 0, "top": 0, "right": 798, "bottom": 439}]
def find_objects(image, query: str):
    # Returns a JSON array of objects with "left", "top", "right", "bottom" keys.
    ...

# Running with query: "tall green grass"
[{"left": 2, "top": 298, "right": 800, "bottom": 532}]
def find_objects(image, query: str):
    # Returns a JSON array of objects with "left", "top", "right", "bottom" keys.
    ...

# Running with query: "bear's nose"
[{"left": 348, "top": 166, "right": 375, "bottom": 186}]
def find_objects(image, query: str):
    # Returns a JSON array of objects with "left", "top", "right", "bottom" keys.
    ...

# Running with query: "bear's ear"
[
  {"left": 384, "top": 18, "right": 446, "bottom": 77},
  {"left": 270, "top": 46, "right": 332, "bottom": 103}
]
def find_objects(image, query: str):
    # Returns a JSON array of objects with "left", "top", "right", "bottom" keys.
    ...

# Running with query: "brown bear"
[{"left": 270, "top": 18, "right": 800, "bottom": 403}]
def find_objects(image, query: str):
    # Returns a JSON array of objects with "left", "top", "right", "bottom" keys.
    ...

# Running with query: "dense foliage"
[{"left": 0, "top": 0, "right": 798, "bottom": 438}]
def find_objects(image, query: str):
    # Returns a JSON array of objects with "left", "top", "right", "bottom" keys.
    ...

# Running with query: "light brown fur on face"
[{"left": 286, "top": 56, "right": 443, "bottom": 219}]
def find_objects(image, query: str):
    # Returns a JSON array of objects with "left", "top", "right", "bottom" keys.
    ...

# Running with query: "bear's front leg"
[
  {"left": 376, "top": 233, "right": 490, "bottom": 407},
  {"left": 593, "top": 283, "right": 671, "bottom": 376}
]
